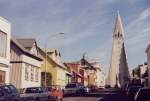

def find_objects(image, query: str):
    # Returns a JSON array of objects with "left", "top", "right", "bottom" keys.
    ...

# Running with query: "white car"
[
  {"left": 20, "top": 87, "right": 55, "bottom": 101},
  {"left": 64, "top": 83, "right": 85, "bottom": 95}
]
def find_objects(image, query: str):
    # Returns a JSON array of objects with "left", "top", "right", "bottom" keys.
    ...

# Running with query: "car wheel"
[
  {"left": 56, "top": 97, "right": 63, "bottom": 101},
  {"left": 36, "top": 97, "right": 40, "bottom": 101}
]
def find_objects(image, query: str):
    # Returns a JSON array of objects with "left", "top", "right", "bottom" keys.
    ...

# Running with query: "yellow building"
[{"left": 38, "top": 47, "right": 67, "bottom": 87}]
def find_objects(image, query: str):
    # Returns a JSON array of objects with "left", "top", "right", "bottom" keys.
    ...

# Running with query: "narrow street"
[
  {"left": 63, "top": 97, "right": 100, "bottom": 101},
  {"left": 63, "top": 88, "right": 128, "bottom": 101}
]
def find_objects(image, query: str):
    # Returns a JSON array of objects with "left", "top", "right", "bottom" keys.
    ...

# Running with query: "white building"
[
  {"left": 0, "top": 17, "right": 11, "bottom": 84},
  {"left": 10, "top": 37, "right": 42, "bottom": 89},
  {"left": 146, "top": 44, "right": 150, "bottom": 86},
  {"left": 87, "top": 59, "right": 105, "bottom": 87}
]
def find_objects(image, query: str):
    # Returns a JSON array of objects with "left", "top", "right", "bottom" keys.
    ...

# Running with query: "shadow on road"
[
  {"left": 97, "top": 89, "right": 128, "bottom": 101},
  {"left": 64, "top": 88, "right": 128, "bottom": 101}
]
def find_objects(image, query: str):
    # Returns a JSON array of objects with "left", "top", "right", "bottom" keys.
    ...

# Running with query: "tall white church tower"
[{"left": 108, "top": 12, "right": 130, "bottom": 88}]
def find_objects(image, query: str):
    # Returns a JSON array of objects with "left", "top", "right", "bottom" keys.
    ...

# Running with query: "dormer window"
[{"left": 31, "top": 43, "right": 38, "bottom": 56}]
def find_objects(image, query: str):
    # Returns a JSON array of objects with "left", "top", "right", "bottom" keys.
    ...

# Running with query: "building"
[
  {"left": 66, "top": 62, "right": 83, "bottom": 84},
  {"left": 146, "top": 44, "right": 150, "bottom": 86},
  {"left": 38, "top": 47, "right": 68, "bottom": 87},
  {"left": 0, "top": 17, "right": 11, "bottom": 84},
  {"left": 46, "top": 49, "right": 67, "bottom": 87},
  {"left": 108, "top": 12, "right": 130, "bottom": 88},
  {"left": 10, "top": 38, "right": 42, "bottom": 89},
  {"left": 132, "top": 63, "right": 148, "bottom": 86},
  {"left": 80, "top": 57, "right": 97, "bottom": 86},
  {"left": 88, "top": 59, "right": 105, "bottom": 87},
  {"left": 38, "top": 47, "right": 57, "bottom": 86},
  {"left": 64, "top": 63, "right": 73, "bottom": 85}
]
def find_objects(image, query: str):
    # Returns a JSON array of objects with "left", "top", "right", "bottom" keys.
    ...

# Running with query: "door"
[{"left": 0, "top": 70, "right": 5, "bottom": 84}]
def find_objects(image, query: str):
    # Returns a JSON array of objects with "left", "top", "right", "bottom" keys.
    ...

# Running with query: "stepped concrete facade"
[{"left": 108, "top": 13, "right": 130, "bottom": 88}]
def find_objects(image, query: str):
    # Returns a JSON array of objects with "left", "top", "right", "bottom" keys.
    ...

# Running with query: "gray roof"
[
  {"left": 17, "top": 39, "right": 36, "bottom": 49},
  {"left": 11, "top": 36, "right": 42, "bottom": 61}
]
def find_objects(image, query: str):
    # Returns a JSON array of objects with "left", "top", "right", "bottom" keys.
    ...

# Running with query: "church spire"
[
  {"left": 108, "top": 12, "right": 130, "bottom": 88},
  {"left": 113, "top": 11, "right": 124, "bottom": 38}
]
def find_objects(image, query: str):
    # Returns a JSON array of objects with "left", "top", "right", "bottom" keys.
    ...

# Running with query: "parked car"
[
  {"left": 89, "top": 85, "right": 98, "bottom": 92},
  {"left": 64, "top": 83, "right": 85, "bottom": 95},
  {"left": 20, "top": 87, "right": 55, "bottom": 101},
  {"left": 0, "top": 84, "right": 20, "bottom": 101},
  {"left": 135, "top": 87, "right": 150, "bottom": 101},
  {"left": 47, "top": 86, "right": 63, "bottom": 101},
  {"left": 83, "top": 86, "right": 91, "bottom": 93},
  {"left": 126, "top": 86, "right": 143, "bottom": 101},
  {"left": 124, "top": 83, "right": 143, "bottom": 94}
]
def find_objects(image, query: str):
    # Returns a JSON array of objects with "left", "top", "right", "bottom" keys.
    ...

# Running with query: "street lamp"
[{"left": 44, "top": 33, "right": 65, "bottom": 87}]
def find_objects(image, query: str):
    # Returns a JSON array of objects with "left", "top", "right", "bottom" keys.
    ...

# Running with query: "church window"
[{"left": 117, "top": 32, "right": 120, "bottom": 37}]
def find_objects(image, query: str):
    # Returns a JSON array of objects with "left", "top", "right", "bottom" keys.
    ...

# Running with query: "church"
[{"left": 108, "top": 12, "right": 130, "bottom": 88}]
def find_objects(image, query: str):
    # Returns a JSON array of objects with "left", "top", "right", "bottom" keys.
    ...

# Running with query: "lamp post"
[{"left": 44, "top": 33, "right": 65, "bottom": 87}]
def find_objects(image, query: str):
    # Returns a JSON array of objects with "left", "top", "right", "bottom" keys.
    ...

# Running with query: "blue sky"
[{"left": 0, "top": 0, "right": 150, "bottom": 74}]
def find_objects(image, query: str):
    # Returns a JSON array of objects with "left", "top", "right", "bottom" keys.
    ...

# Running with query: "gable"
[{"left": 30, "top": 42, "right": 38, "bottom": 56}]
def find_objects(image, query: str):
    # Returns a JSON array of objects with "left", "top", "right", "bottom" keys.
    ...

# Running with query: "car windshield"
[{"left": 65, "top": 84, "right": 77, "bottom": 88}]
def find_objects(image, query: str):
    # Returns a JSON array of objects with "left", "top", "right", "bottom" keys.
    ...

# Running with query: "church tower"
[{"left": 108, "top": 12, "right": 130, "bottom": 88}]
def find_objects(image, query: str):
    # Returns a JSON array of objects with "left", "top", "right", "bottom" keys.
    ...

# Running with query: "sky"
[{"left": 0, "top": 0, "right": 150, "bottom": 75}]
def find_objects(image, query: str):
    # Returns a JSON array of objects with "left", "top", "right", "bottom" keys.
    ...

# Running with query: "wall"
[
  {"left": 56, "top": 66, "right": 66, "bottom": 87},
  {"left": 38, "top": 49, "right": 57, "bottom": 86},
  {"left": 21, "top": 55, "right": 41, "bottom": 88},
  {"left": 0, "top": 17, "right": 11, "bottom": 83},
  {"left": 21, "top": 62, "right": 41, "bottom": 88}
]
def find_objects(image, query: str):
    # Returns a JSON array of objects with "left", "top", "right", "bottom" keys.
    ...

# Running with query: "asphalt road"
[
  {"left": 63, "top": 97, "right": 101, "bottom": 101},
  {"left": 63, "top": 88, "right": 128, "bottom": 101}
]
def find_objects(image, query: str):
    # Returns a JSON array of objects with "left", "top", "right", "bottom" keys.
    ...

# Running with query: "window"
[
  {"left": 31, "top": 66, "right": 34, "bottom": 81},
  {"left": 0, "top": 31, "right": 7, "bottom": 57},
  {"left": 25, "top": 64, "right": 29, "bottom": 81},
  {"left": 35, "top": 68, "right": 39, "bottom": 82},
  {"left": 0, "top": 70, "right": 5, "bottom": 84}
]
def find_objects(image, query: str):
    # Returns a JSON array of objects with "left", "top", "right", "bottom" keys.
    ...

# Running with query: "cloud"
[
  {"left": 124, "top": 7, "right": 150, "bottom": 68},
  {"left": 143, "top": 27, "right": 150, "bottom": 33},
  {"left": 139, "top": 7, "right": 150, "bottom": 20}
]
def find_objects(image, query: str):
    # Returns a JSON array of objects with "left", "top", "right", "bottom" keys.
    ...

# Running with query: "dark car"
[
  {"left": 83, "top": 86, "right": 91, "bottom": 93},
  {"left": 20, "top": 87, "right": 54, "bottom": 101},
  {"left": 135, "top": 88, "right": 150, "bottom": 101},
  {"left": 126, "top": 86, "right": 143, "bottom": 101},
  {"left": 0, "top": 84, "right": 20, "bottom": 101},
  {"left": 124, "top": 83, "right": 143, "bottom": 93}
]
